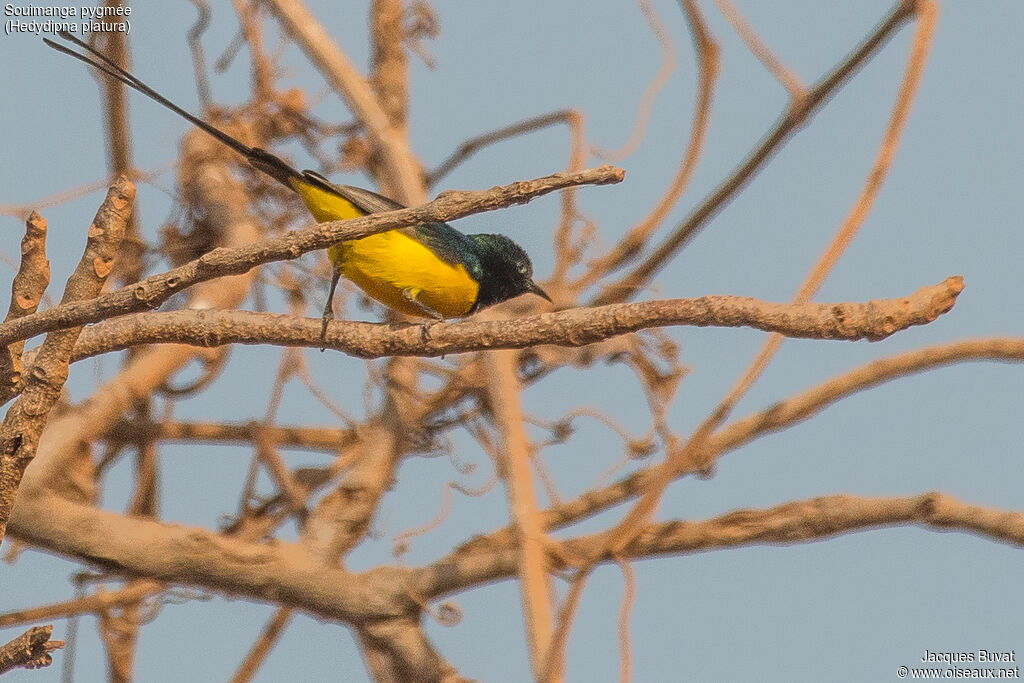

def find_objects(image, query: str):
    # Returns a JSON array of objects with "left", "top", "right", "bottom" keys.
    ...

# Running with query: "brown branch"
[
  {"left": 592, "top": 0, "right": 920, "bottom": 305},
  {"left": 0, "top": 165, "right": 169, "bottom": 220},
  {"left": 712, "top": 337, "right": 1024, "bottom": 455},
  {"left": 17, "top": 130, "right": 262, "bottom": 508},
  {"left": 299, "top": 421, "right": 399, "bottom": 563},
  {"left": 418, "top": 337, "right": 1024, "bottom": 588},
  {"left": 576, "top": 0, "right": 718, "bottom": 287},
  {"left": 0, "top": 580, "right": 163, "bottom": 630},
  {"left": 600, "top": 0, "right": 938, "bottom": 558},
  {"left": 229, "top": 608, "right": 292, "bottom": 683},
  {"left": 10, "top": 492, "right": 418, "bottom": 623},
  {"left": 540, "top": 572, "right": 588, "bottom": 683},
  {"left": 615, "top": 558, "right": 635, "bottom": 683},
  {"left": 231, "top": 0, "right": 273, "bottom": 99},
  {"left": 597, "top": 0, "right": 677, "bottom": 163},
  {"left": 427, "top": 110, "right": 582, "bottom": 187},
  {"left": 413, "top": 493, "right": 1024, "bottom": 599},
  {"left": 251, "top": 424, "right": 308, "bottom": 518},
  {"left": 713, "top": 0, "right": 806, "bottom": 98},
  {"left": 0, "top": 177, "right": 134, "bottom": 543},
  {"left": 90, "top": 22, "right": 145, "bottom": 286},
  {"left": 591, "top": 337, "right": 1024, "bottom": 533},
  {"left": 68, "top": 276, "right": 964, "bottom": 360},
  {"left": 105, "top": 419, "right": 353, "bottom": 453},
  {"left": 356, "top": 617, "right": 465, "bottom": 682},
  {"left": 370, "top": 0, "right": 409, "bottom": 129},
  {"left": 0, "top": 625, "right": 63, "bottom": 674},
  {"left": 0, "top": 212, "right": 50, "bottom": 404},
  {"left": 262, "top": 0, "right": 422, "bottom": 202},
  {"left": 486, "top": 350, "right": 554, "bottom": 678},
  {"left": 0, "top": 166, "right": 623, "bottom": 350},
  {"left": 618, "top": 493, "right": 1024, "bottom": 557}
]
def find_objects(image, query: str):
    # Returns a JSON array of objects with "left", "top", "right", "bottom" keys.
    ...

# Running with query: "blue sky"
[{"left": 1, "top": 1, "right": 1022, "bottom": 681}]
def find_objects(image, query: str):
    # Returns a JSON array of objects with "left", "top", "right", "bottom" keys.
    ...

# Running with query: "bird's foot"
[
  {"left": 319, "top": 310, "right": 334, "bottom": 352},
  {"left": 419, "top": 318, "right": 439, "bottom": 342}
]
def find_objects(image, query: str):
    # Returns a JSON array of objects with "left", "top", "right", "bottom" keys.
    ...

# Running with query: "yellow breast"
[
  {"left": 294, "top": 179, "right": 478, "bottom": 318},
  {"left": 329, "top": 234, "right": 477, "bottom": 318}
]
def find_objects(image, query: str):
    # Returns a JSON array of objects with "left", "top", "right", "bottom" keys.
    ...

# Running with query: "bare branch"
[
  {"left": 601, "top": 0, "right": 938, "bottom": 558},
  {"left": 0, "top": 580, "right": 163, "bottom": 630},
  {"left": 428, "top": 111, "right": 581, "bottom": 187},
  {"left": 713, "top": 0, "right": 806, "bottom": 98},
  {"left": 229, "top": 608, "right": 293, "bottom": 683},
  {"left": 487, "top": 350, "right": 555, "bottom": 677},
  {"left": 423, "top": 337, "right": 1024, "bottom": 584},
  {"left": 576, "top": 0, "right": 718, "bottom": 287},
  {"left": 262, "top": 0, "right": 422, "bottom": 202},
  {"left": 0, "top": 625, "right": 63, "bottom": 674},
  {"left": 104, "top": 419, "right": 354, "bottom": 453},
  {"left": 0, "top": 177, "right": 134, "bottom": 542},
  {"left": 415, "top": 493, "right": 1024, "bottom": 599},
  {"left": 68, "top": 276, "right": 964, "bottom": 360},
  {"left": 593, "top": 0, "right": 920, "bottom": 305},
  {"left": 0, "top": 211, "right": 50, "bottom": 403}
]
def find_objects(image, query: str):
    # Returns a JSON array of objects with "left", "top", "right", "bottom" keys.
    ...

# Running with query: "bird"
[{"left": 44, "top": 31, "right": 551, "bottom": 346}]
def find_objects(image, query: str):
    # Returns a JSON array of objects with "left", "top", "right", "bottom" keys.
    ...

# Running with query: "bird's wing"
[
  {"left": 301, "top": 171, "right": 483, "bottom": 277},
  {"left": 301, "top": 172, "right": 406, "bottom": 213}
]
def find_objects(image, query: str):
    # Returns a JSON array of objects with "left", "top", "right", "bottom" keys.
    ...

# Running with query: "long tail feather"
[{"left": 44, "top": 31, "right": 302, "bottom": 188}]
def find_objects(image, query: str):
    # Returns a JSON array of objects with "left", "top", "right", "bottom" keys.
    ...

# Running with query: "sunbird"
[{"left": 44, "top": 32, "right": 550, "bottom": 344}]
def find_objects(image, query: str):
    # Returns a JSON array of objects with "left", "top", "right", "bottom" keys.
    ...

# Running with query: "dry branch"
[
  {"left": 0, "top": 625, "right": 63, "bottom": 674},
  {"left": 0, "top": 177, "right": 133, "bottom": 542},
  {"left": 67, "top": 276, "right": 963, "bottom": 360},
  {"left": 414, "top": 493, "right": 1024, "bottom": 598},
  {"left": 577, "top": 0, "right": 718, "bottom": 286},
  {"left": 421, "top": 337, "right": 1024, "bottom": 582},
  {"left": 487, "top": 351, "right": 554, "bottom": 677},
  {"left": 600, "top": 0, "right": 938, "bottom": 558},
  {"left": 229, "top": 608, "right": 293, "bottom": 683},
  {"left": 104, "top": 419, "right": 352, "bottom": 453},
  {"left": 594, "top": 0, "right": 920, "bottom": 305},
  {"left": 262, "top": 0, "right": 422, "bottom": 202},
  {"left": 0, "top": 580, "right": 163, "bottom": 630},
  {"left": 0, "top": 212, "right": 50, "bottom": 404}
]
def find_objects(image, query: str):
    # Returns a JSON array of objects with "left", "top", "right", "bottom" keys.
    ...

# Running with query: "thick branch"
[
  {"left": 487, "top": 351, "right": 554, "bottom": 677},
  {"left": 0, "top": 166, "right": 622, "bottom": 349},
  {"left": 10, "top": 493, "right": 418, "bottom": 623},
  {"left": 0, "top": 178, "right": 133, "bottom": 542},
  {"left": 68, "top": 277, "right": 964, "bottom": 360}
]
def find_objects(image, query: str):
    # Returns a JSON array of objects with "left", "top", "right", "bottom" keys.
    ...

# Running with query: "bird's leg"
[
  {"left": 402, "top": 288, "right": 445, "bottom": 341},
  {"left": 320, "top": 266, "right": 342, "bottom": 351}
]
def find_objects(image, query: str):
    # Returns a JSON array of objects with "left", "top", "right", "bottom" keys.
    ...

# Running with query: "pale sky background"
[{"left": 1, "top": 1, "right": 1023, "bottom": 681}]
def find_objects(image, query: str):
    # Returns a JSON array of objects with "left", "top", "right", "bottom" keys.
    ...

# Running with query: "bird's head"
[{"left": 468, "top": 234, "right": 551, "bottom": 311}]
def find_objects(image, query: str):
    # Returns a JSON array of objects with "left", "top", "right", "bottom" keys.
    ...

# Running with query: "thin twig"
[{"left": 592, "top": 0, "right": 920, "bottom": 305}]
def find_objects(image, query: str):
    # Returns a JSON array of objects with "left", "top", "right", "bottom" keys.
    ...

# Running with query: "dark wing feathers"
[
  {"left": 301, "top": 172, "right": 406, "bottom": 214},
  {"left": 411, "top": 223, "right": 483, "bottom": 279}
]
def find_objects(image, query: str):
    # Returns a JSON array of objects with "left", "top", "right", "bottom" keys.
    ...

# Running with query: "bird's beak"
[{"left": 528, "top": 280, "right": 552, "bottom": 303}]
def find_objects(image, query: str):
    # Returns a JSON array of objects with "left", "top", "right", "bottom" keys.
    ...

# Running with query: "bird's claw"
[
  {"left": 319, "top": 310, "right": 334, "bottom": 352},
  {"left": 419, "top": 318, "right": 438, "bottom": 342}
]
